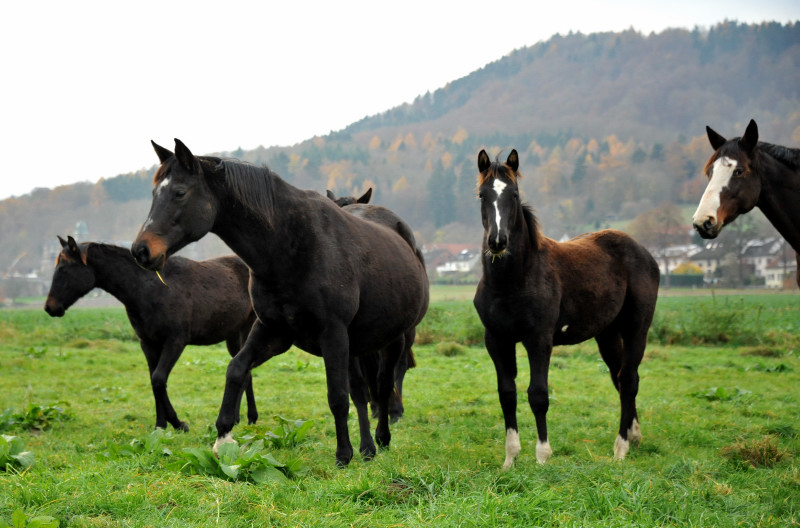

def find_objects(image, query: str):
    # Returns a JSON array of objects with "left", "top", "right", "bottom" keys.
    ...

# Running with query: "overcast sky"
[{"left": 1, "top": 0, "right": 798, "bottom": 200}]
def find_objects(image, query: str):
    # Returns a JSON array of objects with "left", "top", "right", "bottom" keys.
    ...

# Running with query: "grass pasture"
[{"left": 0, "top": 290, "right": 798, "bottom": 527}]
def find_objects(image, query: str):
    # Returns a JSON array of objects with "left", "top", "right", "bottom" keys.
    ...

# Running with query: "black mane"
[
  {"left": 521, "top": 204, "right": 541, "bottom": 249},
  {"left": 759, "top": 142, "right": 800, "bottom": 170},
  {"left": 219, "top": 159, "right": 279, "bottom": 226}
]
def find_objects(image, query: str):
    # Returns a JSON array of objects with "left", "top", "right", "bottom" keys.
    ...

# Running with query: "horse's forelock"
[
  {"left": 477, "top": 161, "right": 521, "bottom": 188},
  {"left": 153, "top": 163, "right": 169, "bottom": 185}
]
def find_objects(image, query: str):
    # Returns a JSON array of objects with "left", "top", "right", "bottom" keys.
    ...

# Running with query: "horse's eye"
[
  {"left": 478, "top": 192, "right": 485, "bottom": 200},
  {"left": 733, "top": 167, "right": 744, "bottom": 177},
  {"left": 175, "top": 189, "right": 186, "bottom": 199}
]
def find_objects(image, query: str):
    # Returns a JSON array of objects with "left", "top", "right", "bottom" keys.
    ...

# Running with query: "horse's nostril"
[
  {"left": 703, "top": 219, "right": 714, "bottom": 231},
  {"left": 133, "top": 243, "right": 150, "bottom": 264}
]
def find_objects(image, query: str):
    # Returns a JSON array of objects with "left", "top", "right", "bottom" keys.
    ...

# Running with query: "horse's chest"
[{"left": 477, "top": 293, "right": 544, "bottom": 339}]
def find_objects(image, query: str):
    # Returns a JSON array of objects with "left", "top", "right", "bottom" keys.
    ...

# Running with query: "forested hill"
[{"left": 2, "top": 21, "right": 799, "bottom": 277}]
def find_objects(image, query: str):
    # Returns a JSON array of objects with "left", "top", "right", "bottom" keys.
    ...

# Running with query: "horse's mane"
[
  {"left": 521, "top": 204, "right": 541, "bottom": 249},
  {"left": 759, "top": 142, "right": 800, "bottom": 170},
  {"left": 218, "top": 159, "right": 278, "bottom": 226}
]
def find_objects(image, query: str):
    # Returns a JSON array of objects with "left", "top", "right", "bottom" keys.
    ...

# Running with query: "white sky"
[{"left": 1, "top": 0, "right": 798, "bottom": 200}]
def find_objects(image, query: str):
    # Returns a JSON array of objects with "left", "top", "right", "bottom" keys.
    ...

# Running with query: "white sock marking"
[
  {"left": 613, "top": 435, "right": 630, "bottom": 459},
  {"left": 503, "top": 428, "right": 521, "bottom": 470},
  {"left": 536, "top": 439, "right": 553, "bottom": 464},
  {"left": 213, "top": 432, "right": 236, "bottom": 457}
]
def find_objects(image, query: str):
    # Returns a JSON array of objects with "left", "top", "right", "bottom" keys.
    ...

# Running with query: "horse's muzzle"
[
  {"left": 44, "top": 299, "right": 64, "bottom": 317},
  {"left": 131, "top": 240, "right": 166, "bottom": 271},
  {"left": 693, "top": 220, "right": 720, "bottom": 240}
]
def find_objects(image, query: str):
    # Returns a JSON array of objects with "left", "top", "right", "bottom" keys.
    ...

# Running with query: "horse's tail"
[{"left": 405, "top": 347, "right": 417, "bottom": 369}]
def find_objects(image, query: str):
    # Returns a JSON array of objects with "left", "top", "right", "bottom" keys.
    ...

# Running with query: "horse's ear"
[
  {"left": 326, "top": 190, "right": 336, "bottom": 201},
  {"left": 506, "top": 150, "right": 519, "bottom": 172},
  {"left": 174, "top": 138, "right": 200, "bottom": 172},
  {"left": 739, "top": 119, "right": 759, "bottom": 153},
  {"left": 478, "top": 150, "right": 491, "bottom": 173},
  {"left": 152, "top": 140, "right": 173, "bottom": 163},
  {"left": 67, "top": 236, "right": 79, "bottom": 254},
  {"left": 58, "top": 235, "right": 68, "bottom": 248},
  {"left": 357, "top": 188, "right": 372, "bottom": 204},
  {"left": 706, "top": 126, "right": 727, "bottom": 151}
]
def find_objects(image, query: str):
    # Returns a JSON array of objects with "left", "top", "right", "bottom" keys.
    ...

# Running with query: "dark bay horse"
[
  {"left": 326, "top": 187, "right": 426, "bottom": 423},
  {"left": 44, "top": 236, "right": 257, "bottom": 431},
  {"left": 472, "top": 150, "right": 660, "bottom": 468},
  {"left": 692, "top": 119, "right": 800, "bottom": 287},
  {"left": 131, "top": 139, "right": 428, "bottom": 466}
]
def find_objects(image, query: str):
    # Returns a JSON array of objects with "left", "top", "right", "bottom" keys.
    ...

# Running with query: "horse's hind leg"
[
  {"left": 374, "top": 336, "right": 403, "bottom": 450},
  {"left": 349, "top": 358, "right": 377, "bottom": 460},
  {"left": 613, "top": 325, "right": 648, "bottom": 460},
  {"left": 226, "top": 336, "right": 257, "bottom": 425},
  {"left": 596, "top": 328, "right": 640, "bottom": 458}
]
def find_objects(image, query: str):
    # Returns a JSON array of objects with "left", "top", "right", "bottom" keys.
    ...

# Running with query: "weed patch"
[{"left": 720, "top": 436, "right": 787, "bottom": 468}]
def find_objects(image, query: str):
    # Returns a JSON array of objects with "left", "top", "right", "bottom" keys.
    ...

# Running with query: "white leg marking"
[
  {"left": 536, "top": 439, "right": 553, "bottom": 464},
  {"left": 492, "top": 179, "right": 507, "bottom": 245},
  {"left": 613, "top": 435, "right": 630, "bottom": 460},
  {"left": 213, "top": 432, "right": 236, "bottom": 457},
  {"left": 692, "top": 156, "right": 736, "bottom": 225},
  {"left": 628, "top": 418, "right": 642, "bottom": 445},
  {"left": 502, "top": 428, "right": 521, "bottom": 470}
]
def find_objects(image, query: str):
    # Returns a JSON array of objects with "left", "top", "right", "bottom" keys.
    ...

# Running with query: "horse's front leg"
[
  {"left": 320, "top": 323, "right": 354, "bottom": 467},
  {"left": 142, "top": 339, "right": 187, "bottom": 431},
  {"left": 375, "top": 337, "right": 403, "bottom": 450},
  {"left": 485, "top": 330, "right": 519, "bottom": 469},
  {"left": 214, "top": 321, "right": 292, "bottom": 454},
  {"left": 522, "top": 334, "right": 554, "bottom": 464},
  {"left": 226, "top": 336, "right": 258, "bottom": 425}
]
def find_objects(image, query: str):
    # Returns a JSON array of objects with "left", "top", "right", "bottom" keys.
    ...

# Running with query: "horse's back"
[{"left": 557, "top": 229, "right": 659, "bottom": 314}]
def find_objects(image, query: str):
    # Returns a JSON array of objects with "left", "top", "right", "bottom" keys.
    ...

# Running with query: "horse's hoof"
[
  {"left": 175, "top": 421, "right": 189, "bottom": 432},
  {"left": 213, "top": 433, "right": 236, "bottom": 457}
]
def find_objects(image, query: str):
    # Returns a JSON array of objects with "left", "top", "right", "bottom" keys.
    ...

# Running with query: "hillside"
[{"left": 1, "top": 21, "right": 798, "bottom": 288}]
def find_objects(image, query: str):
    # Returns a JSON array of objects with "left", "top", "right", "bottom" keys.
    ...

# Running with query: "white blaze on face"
[
  {"left": 692, "top": 156, "right": 737, "bottom": 226},
  {"left": 492, "top": 179, "right": 507, "bottom": 244},
  {"left": 156, "top": 177, "right": 171, "bottom": 197}
]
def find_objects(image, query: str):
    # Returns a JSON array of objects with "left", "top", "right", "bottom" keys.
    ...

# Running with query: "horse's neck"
[
  {"left": 213, "top": 177, "right": 308, "bottom": 275},
  {"left": 89, "top": 245, "right": 150, "bottom": 307},
  {"left": 758, "top": 155, "right": 800, "bottom": 253}
]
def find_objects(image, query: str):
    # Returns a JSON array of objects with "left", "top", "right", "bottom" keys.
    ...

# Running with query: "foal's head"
[
  {"left": 692, "top": 119, "right": 761, "bottom": 239},
  {"left": 44, "top": 236, "right": 95, "bottom": 317},
  {"left": 132, "top": 140, "right": 220, "bottom": 271},
  {"left": 477, "top": 149, "right": 522, "bottom": 256}
]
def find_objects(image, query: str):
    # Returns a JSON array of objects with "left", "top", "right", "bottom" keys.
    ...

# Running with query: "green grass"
[{"left": 1, "top": 293, "right": 799, "bottom": 527}]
